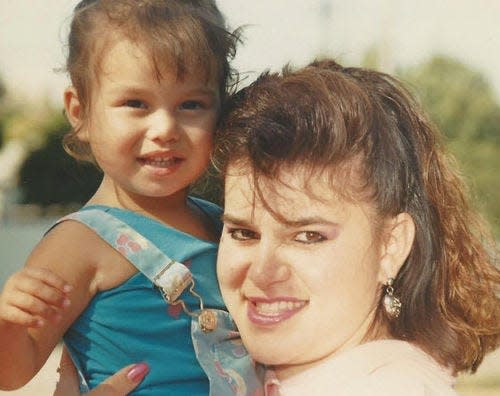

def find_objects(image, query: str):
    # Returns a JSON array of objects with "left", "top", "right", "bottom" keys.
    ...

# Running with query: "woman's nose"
[{"left": 247, "top": 242, "right": 291, "bottom": 288}]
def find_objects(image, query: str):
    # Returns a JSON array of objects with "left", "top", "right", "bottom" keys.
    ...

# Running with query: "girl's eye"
[
  {"left": 180, "top": 100, "right": 204, "bottom": 110},
  {"left": 228, "top": 228, "right": 258, "bottom": 241},
  {"left": 124, "top": 99, "right": 147, "bottom": 109},
  {"left": 294, "top": 231, "right": 326, "bottom": 244}
]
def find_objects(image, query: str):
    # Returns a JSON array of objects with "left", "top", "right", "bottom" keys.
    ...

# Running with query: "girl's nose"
[
  {"left": 148, "top": 110, "right": 180, "bottom": 143},
  {"left": 247, "top": 242, "right": 291, "bottom": 288}
]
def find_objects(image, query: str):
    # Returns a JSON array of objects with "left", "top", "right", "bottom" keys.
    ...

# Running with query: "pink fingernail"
[{"left": 127, "top": 362, "right": 149, "bottom": 383}]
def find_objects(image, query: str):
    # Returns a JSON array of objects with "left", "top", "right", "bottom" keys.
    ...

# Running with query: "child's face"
[
  {"left": 218, "top": 163, "right": 386, "bottom": 374},
  {"left": 78, "top": 38, "right": 219, "bottom": 199}
]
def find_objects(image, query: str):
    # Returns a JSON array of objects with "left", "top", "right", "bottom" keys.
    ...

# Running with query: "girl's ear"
[
  {"left": 377, "top": 212, "right": 415, "bottom": 282},
  {"left": 64, "top": 86, "right": 89, "bottom": 142}
]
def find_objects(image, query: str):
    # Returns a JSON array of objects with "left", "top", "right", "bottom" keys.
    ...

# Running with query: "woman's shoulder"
[
  {"left": 343, "top": 373, "right": 456, "bottom": 396},
  {"left": 347, "top": 340, "right": 457, "bottom": 396},
  {"left": 279, "top": 340, "right": 457, "bottom": 396}
]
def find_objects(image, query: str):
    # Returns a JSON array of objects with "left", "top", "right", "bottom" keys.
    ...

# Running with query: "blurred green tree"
[
  {"left": 0, "top": 74, "right": 5, "bottom": 104},
  {"left": 0, "top": 118, "right": 4, "bottom": 150},
  {"left": 400, "top": 56, "right": 499, "bottom": 143},
  {"left": 0, "top": 74, "right": 5, "bottom": 149},
  {"left": 18, "top": 110, "right": 102, "bottom": 208},
  {"left": 399, "top": 55, "right": 500, "bottom": 237}
]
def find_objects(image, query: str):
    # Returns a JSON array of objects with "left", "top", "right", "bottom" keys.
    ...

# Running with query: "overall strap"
[
  {"left": 57, "top": 209, "right": 192, "bottom": 303},
  {"left": 56, "top": 208, "right": 265, "bottom": 395}
]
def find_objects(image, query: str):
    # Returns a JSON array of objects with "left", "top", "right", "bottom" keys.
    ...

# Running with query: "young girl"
[
  {"left": 214, "top": 59, "right": 500, "bottom": 395},
  {"left": 0, "top": 1, "right": 260, "bottom": 394}
]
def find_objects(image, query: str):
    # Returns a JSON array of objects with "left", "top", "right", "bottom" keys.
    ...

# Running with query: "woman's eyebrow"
[
  {"left": 222, "top": 213, "right": 338, "bottom": 228},
  {"left": 279, "top": 216, "right": 339, "bottom": 228}
]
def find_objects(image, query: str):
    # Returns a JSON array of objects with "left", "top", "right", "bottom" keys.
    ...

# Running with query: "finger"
[
  {"left": 54, "top": 347, "right": 80, "bottom": 396},
  {"left": 14, "top": 275, "right": 71, "bottom": 310},
  {"left": 23, "top": 284, "right": 71, "bottom": 311},
  {"left": 0, "top": 304, "right": 44, "bottom": 328},
  {"left": 23, "top": 267, "right": 73, "bottom": 293},
  {"left": 86, "top": 363, "right": 149, "bottom": 396},
  {"left": 3, "top": 291, "right": 63, "bottom": 324}
]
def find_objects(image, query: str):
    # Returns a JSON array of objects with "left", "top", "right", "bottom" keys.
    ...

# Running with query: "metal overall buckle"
[{"left": 153, "top": 259, "right": 217, "bottom": 333}]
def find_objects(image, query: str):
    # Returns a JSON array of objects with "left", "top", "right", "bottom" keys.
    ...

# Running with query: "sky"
[{"left": 0, "top": 0, "right": 499, "bottom": 106}]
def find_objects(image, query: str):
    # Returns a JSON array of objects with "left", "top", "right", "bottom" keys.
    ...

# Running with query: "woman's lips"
[{"left": 247, "top": 298, "right": 307, "bottom": 325}]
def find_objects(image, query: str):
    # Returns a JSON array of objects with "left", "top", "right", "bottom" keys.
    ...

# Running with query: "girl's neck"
[
  {"left": 87, "top": 177, "right": 188, "bottom": 220},
  {"left": 85, "top": 177, "right": 218, "bottom": 242}
]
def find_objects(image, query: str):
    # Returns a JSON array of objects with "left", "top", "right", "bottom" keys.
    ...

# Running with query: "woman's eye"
[
  {"left": 228, "top": 228, "right": 258, "bottom": 241},
  {"left": 180, "top": 100, "right": 204, "bottom": 110},
  {"left": 294, "top": 231, "right": 326, "bottom": 244},
  {"left": 124, "top": 99, "right": 147, "bottom": 109}
]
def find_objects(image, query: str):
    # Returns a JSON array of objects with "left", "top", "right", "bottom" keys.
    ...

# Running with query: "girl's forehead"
[
  {"left": 87, "top": 38, "right": 216, "bottom": 99},
  {"left": 92, "top": 31, "right": 216, "bottom": 84}
]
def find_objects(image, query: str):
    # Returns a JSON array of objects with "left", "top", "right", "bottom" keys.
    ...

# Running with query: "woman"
[{"left": 57, "top": 59, "right": 500, "bottom": 395}]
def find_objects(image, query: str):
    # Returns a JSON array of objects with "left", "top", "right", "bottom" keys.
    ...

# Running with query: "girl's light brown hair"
[
  {"left": 215, "top": 59, "right": 500, "bottom": 374},
  {"left": 64, "top": 0, "right": 240, "bottom": 162}
]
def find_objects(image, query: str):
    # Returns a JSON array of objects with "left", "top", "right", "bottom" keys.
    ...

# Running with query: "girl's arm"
[
  {"left": 0, "top": 221, "right": 99, "bottom": 390},
  {"left": 0, "top": 266, "right": 72, "bottom": 390}
]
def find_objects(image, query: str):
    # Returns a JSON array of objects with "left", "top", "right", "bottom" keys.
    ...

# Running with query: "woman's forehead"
[
  {"left": 224, "top": 158, "right": 378, "bottom": 221},
  {"left": 225, "top": 164, "right": 345, "bottom": 209},
  {"left": 225, "top": 159, "right": 363, "bottom": 196}
]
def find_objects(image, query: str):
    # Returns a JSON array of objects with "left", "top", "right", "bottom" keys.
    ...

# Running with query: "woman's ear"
[
  {"left": 64, "top": 86, "right": 89, "bottom": 142},
  {"left": 377, "top": 212, "right": 415, "bottom": 282}
]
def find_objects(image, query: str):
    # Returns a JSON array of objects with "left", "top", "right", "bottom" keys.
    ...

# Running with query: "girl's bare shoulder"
[{"left": 26, "top": 219, "right": 137, "bottom": 293}]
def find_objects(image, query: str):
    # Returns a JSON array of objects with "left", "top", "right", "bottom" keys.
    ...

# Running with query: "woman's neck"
[{"left": 274, "top": 312, "right": 390, "bottom": 381}]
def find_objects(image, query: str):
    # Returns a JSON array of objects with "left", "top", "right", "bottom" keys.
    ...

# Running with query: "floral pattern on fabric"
[{"left": 192, "top": 310, "right": 265, "bottom": 396}]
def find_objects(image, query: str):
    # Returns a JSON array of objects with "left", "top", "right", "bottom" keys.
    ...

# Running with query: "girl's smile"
[{"left": 137, "top": 150, "right": 185, "bottom": 176}]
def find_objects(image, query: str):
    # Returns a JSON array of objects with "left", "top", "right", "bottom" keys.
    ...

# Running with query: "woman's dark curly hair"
[{"left": 214, "top": 59, "right": 500, "bottom": 375}]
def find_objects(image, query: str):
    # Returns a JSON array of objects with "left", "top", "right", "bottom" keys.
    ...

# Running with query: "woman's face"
[{"left": 217, "top": 163, "right": 388, "bottom": 375}]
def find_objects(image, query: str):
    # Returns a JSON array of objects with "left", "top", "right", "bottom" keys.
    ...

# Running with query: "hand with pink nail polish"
[
  {"left": 54, "top": 346, "right": 148, "bottom": 396},
  {"left": 88, "top": 363, "right": 148, "bottom": 395}
]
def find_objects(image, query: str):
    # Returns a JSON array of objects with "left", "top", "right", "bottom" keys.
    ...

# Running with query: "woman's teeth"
[{"left": 255, "top": 301, "right": 306, "bottom": 315}]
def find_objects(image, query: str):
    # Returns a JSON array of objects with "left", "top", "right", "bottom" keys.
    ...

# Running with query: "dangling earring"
[{"left": 383, "top": 278, "right": 402, "bottom": 318}]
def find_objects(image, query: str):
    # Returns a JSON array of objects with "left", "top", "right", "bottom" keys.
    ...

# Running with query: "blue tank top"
[{"left": 60, "top": 197, "right": 225, "bottom": 395}]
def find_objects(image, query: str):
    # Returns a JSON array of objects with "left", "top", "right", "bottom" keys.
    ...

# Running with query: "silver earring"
[{"left": 383, "top": 278, "right": 402, "bottom": 318}]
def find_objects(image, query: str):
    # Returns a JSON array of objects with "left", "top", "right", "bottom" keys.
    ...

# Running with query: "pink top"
[{"left": 264, "top": 340, "right": 457, "bottom": 396}]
